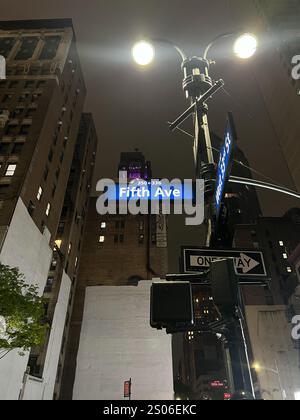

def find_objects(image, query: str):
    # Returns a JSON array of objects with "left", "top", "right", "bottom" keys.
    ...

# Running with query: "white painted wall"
[
  {"left": 22, "top": 271, "right": 71, "bottom": 400},
  {"left": 245, "top": 305, "right": 300, "bottom": 401},
  {"left": 0, "top": 198, "right": 52, "bottom": 400},
  {"left": 73, "top": 281, "right": 174, "bottom": 400}
]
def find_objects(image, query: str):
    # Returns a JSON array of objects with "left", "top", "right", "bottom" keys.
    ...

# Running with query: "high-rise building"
[
  {"left": 233, "top": 209, "right": 300, "bottom": 400},
  {"left": 234, "top": 208, "right": 300, "bottom": 306},
  {"left": 60, "top": 151, "right": 169, "bottom": 399},
  {"left": 0, "top": 19, "right": 97, "bottom": 400},
  {"left": 22, "top": 113, "right": 97, "bottom": 400},
  {"left": 230, "top": 0, "right": 300, "bottom": 191}
]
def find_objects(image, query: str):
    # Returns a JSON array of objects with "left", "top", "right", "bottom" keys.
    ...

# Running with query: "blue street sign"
[{"left": 215, "top": 113, "right": 236, "bottom": 219}]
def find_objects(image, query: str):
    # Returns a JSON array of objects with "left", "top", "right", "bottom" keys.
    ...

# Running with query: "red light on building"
[
  {"left": 224, "top": 393, "right": 232, "bottom": 400},
  {"left": 124, "top": 379, "right": 132, "bottom": 398},
  {"left": 211, "top": 380, "right": 224, "bottom": 388}
]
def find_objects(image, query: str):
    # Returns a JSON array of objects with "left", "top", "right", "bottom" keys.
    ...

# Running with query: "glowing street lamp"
[
  {"left": 132, "top": 32, "right": 258, "bottom": 66},
  {"left": 233, "top": 33, "right": 258, "bottom": 59},
  {"left": 131, "top": 40, "right": 155, "bottom": 66}
]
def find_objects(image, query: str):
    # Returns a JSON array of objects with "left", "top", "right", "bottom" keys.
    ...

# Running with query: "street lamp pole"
[{"left": 132, "top": 33, "right": 258, "bottom": 398}]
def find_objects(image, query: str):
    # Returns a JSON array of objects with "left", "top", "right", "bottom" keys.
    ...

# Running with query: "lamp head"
[
  {"left": 233, "top": 33, "right": 258, "bottom": 59},
  {"left": 132, "top": 40, "right": 155, "bottom": 66}
]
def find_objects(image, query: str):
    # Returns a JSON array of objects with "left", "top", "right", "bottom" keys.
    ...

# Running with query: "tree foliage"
[{"left": 0, "top": 264, "right": 48, "bottom": 355}]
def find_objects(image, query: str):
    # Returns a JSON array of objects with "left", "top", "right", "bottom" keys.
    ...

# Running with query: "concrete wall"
[
  {"left": 245, "top": 305, "right": 300, "bottom": 400},
  {"left": 73, "top": 281, "right": 174, "bottom": 400},
  {"left": 22, "top": 271, "right": 71, "bottom": 400},
  {"left": 0, "top": 198, "right": 52, "bottom": 400}
]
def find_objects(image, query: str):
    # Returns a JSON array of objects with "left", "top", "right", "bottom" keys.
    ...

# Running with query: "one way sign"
[{"left": 182, "top": 248, "right": 267, "bottom": 281}]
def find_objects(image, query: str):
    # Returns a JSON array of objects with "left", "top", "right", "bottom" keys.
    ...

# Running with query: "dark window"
[
  {"left": 11, "top": 108, "right": 24, "bottom": 118},
  {"left": 52, "top": 132, "right": 58, "bottom": 146},
  {"left": 115, "top": 221, "right": 120, "bottom": 229},
  {"left": 32, "top": 92, "right": 41, "bottom": 101},
  {"left": 2, "top": 94, "right": 13, "bottom": 103},
  {"left": 5, "top": 124, "right": 17, "bottom": 135},
  {"left": 25, "top": 107, "right": 36, "bottom": 118},
  {"left": 9, "top": 81, "right": 18, "bottom": 89},
  {"left": 57, "top": 222, "right": 65, "bottom": 235},
  {"left": 120, "top": 221, "right": 125, "bottom": 229},
  {"left": 0, "top": 37, "right": 15, "bottom": 58},
  {"left": 18, "top": 93, "right": 29, "bottom": 102},
  {"left": 56, "top": 363, "right": 62, "bottom": 383},
  {"left": 0, "top": 143, "right": 11, "bottom": 155},
  {"left": 59, "top": 152, "right": 64, "bottom": 163},
  {"left": 27, "top": 200, "right": 35, "bottom": 216},
  {"left": 52, "top": 184, "right": 56, "bottom": 197},
  {"left": 43, "top": 166, "right": 49, "bottom": 181},
  {"left": 12, "top": 143, "right": 23, "bottom": 154},
  {"left": 120, "top": 234, "right": 124, "bottom": 243},
  {"left": 61, "top": 205, "right": 68, "bottom": 218},
  {"left": 25, "top": 80, "right": 35, "bottom": 89},
  {"left": 36, "top": 80, "right": 46, "bottom": 89},
  {"left": 40, "top": 36, "right": 61, "bottom": 60},
  {"left": 27, "top": 355, "right": 40, "bottom": 377},
  {"left": 19, "top": 125, "right": 31, "bottom": 135},
  {"left": 0, "top": 184, "right": 9, "bottom": 193},
  {"left": 114, "top": 234, "right": 118, "bottom": 243},
  {"left": 48, "top": 149, "right": 53, "bottom": 162},
  {"left": 15, "top": 37, "right": 39, "bottom": 60},
  {"left": 55, "top": 167, "right": 60, "bottom": 180},
  {"left": 44, "top": 277, "right": 54, "bottom": 293}
]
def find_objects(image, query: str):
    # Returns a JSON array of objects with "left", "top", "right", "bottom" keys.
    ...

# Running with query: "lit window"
[
  {"left": 279, "top": 241, "right": 284, "bottom": 247},
  {"left": 75, "top": 257, "right": 78, "bottom": 268},
  {"left": 99, "top": 236, "right": 105, "bottom": 243},
  {"left": 287, "top": 267, "right": 292, "bottom": 273},
  {"left": 5, "top": 164, "right": 16, "bottom": 176},
  {"left": 101, "top": 222, "right": 106, "bottom": 229},
  {"left": 55, "top": 239, "right": 62, "bottom": 249},
  {"left": 68, "top": 243, "right": 72, "bottom": 254},
  {"left": 45, "top": 202, "right": 51, "bottom": 216},
  {"left": 283, "top": 253, "right": 288, "bottom": 259},
  {"left": 37, "top": 186, "right": 43, "bottom": 201}
]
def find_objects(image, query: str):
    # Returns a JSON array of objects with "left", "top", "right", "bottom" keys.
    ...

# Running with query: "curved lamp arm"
[
  {"left": 150, "top": 37, "right": 187, "bottom": 62},
  {"left": 203, "top": 32, "right": 235, "bottom": 60}
]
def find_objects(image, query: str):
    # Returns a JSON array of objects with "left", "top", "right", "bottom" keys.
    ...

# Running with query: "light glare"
[
  {"left": 294, "top": 391, "right": 300, "bottom": 400},
  {"left": 132, "top": 41, "right": 155, "bottom": 66},
  {"left": 234, "top": 33, "right": 257, "bottom": 59}
]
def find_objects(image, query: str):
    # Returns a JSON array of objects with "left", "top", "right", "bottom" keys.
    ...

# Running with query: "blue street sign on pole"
[{"left": 215, "top": 113, "right": 237, "bottom": 219}]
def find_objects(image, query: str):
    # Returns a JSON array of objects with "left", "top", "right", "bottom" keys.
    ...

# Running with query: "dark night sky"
[{"left": 1, "top": 0, "right": 298, "bottom": 268}]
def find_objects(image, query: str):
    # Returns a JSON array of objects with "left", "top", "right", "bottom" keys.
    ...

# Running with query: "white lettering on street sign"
[{"left": 190, "top": 253, "right": 260, "bottom": 274}]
